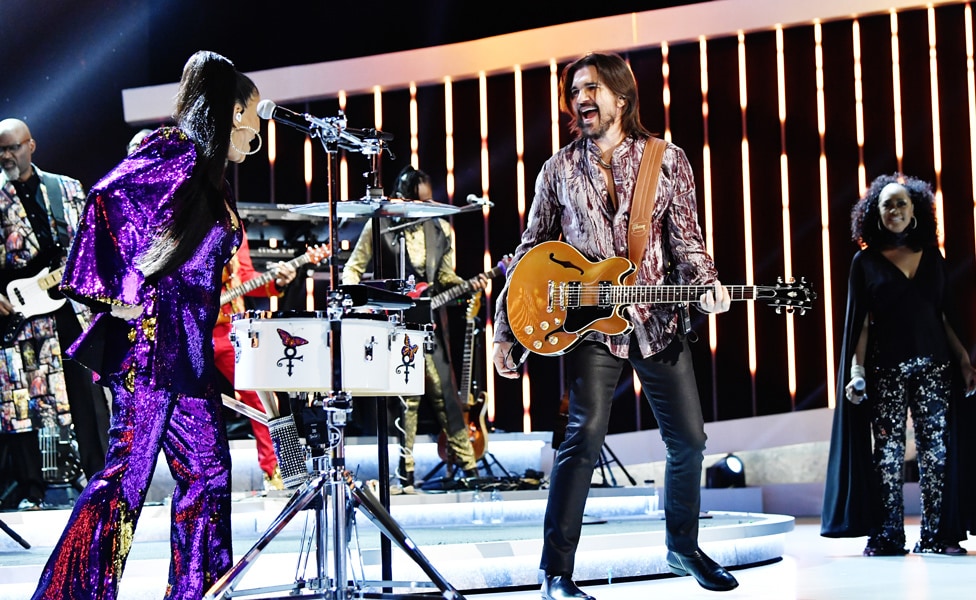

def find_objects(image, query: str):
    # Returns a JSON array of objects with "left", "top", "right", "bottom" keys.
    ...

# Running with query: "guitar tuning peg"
[
  {"left": 777, "top": 276, "right": 784, "bottom": 284},
  {"left": 775, "top": 306, "right": 783, "bottom": 315}
]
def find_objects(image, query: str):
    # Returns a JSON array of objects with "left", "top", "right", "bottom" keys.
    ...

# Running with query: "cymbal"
[{"left": 289, "top": 199, "right": 461, "bottom": 218}]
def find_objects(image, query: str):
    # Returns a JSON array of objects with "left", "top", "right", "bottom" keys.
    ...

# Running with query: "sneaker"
[
  {"left": 263, "top": 466, "right": 285, "bottom": 491},
  {"left": 391, "top": 471, "right": 416, "bottom": 495},
  {"left": 17, "top": 498, "right": 44, "bottom": 511}
]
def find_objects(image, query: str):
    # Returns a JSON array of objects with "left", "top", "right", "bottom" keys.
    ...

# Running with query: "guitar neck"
[
  {"left": 562, "top": 283, "right": 767, "bottom": 306},
  {"left": 431, "top": 265, "right": 503, "bottom": 310},
  {"left": 39, "top": 267, "right": 65, "bottom": 292},
  {"left": 220, "top": 254, "right": 310, "bottom": 306},
  {"left": 458, "top": 320, "right": 477, "bottom": 405}
]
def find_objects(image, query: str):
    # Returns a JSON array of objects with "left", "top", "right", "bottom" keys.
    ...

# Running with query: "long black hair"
[
  {"left": 138, "top": 50, "right": 258, "bottom": 279},
  {"left": 851, "top": 173, "right": 938, "bottom": 251}
]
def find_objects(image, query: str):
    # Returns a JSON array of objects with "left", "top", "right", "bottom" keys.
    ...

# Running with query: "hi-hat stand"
[{"left": 206, "top": 108, "right": 465, "bottom": 599}]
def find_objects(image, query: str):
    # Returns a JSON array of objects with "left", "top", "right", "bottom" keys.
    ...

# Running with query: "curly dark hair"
[{"left": 850, "top": 173, "right": 939, "bottom": 251}]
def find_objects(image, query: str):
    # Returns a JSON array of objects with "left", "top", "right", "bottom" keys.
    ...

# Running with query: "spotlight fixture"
[{"left": 705, "top": 453, "right": 746, "bottom": 488}]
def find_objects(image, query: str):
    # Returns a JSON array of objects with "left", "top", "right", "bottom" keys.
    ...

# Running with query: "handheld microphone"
[
  {"left": 849, "top": 376, "right": 866, "bottom": 403},
  {"left": 257, "top": 100, "right": 314, "bottom": 134},
  {"left": 466, "top": 194, "right": 495, "bottom": 207}
]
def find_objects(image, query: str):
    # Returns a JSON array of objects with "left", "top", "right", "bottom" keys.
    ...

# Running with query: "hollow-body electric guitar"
[{"left": 507, "top": 240, "right": 816, "bottom": 356}]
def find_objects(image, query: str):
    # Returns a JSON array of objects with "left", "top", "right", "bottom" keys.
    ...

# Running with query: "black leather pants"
[{"left": 540, "top": 337, "right": 707, "bottom": 576}]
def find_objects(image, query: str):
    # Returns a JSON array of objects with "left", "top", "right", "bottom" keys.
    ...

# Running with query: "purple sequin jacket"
[
  {"left": 494, "top": 135, "right": 718, "bottom": 359},
  {"left": 60, "top": 127, "right": 242, "bottom": 396}
]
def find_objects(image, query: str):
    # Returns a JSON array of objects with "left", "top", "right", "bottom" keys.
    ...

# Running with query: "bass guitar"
[
  {"left": 507, "top": 240, "right": 816, "bottom": 356},
  {"left": 1, "top": 265, "right": 66, "bottom": 345},
  {"left": 438, "top": 291, "right": 489, "bottom": 463},
  {"left": 39, "top": 408, "right": 83, "bottom": 486}
]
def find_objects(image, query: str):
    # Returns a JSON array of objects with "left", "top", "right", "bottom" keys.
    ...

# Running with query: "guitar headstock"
[
  {"left": 764, "top": 277, "right": 817, "bottom": 315},
  {"left": 306, "top": 244, "right": 331, "bottom": 265},
  {"left": 466, "top": 290, "right": 483, "bottom": 322},
  {"left": 497, "top": 254, "right": 514, "bottom": 276}
]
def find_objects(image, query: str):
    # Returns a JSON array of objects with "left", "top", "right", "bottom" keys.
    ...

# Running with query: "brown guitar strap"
[{"left": 626, "top": 137, "right": 668, "bottom": 284}]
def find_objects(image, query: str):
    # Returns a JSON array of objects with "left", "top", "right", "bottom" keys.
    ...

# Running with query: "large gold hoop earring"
[{"left": 231, "top": 125, "right": 262, "bottom": 156}]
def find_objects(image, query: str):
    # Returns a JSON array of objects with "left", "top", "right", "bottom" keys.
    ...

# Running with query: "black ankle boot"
[{"left": 541, "top": 574, "right": 594, "bottom": 600}]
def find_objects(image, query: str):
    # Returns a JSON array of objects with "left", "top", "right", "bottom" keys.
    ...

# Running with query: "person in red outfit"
[{"left": 213, "top": 234, "right": 296, "bottom": 489}]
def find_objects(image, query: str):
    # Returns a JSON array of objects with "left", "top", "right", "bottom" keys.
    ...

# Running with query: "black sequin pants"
[{"left": 868, "top": 357, "right": 950, "bottom": 548}]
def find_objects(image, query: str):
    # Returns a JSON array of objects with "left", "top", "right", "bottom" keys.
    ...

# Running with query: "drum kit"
[{"left": 204, "top": 111, "right": 469, "bottom": 600}]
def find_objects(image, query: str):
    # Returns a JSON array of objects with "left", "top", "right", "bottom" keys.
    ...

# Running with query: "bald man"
[{"left": 0, "top": 118, "right": 109, "bottom": 509}]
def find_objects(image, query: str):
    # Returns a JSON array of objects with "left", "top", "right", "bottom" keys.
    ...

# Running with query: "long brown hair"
[{"left": 559, "top": 52, "right": 650, "bottom": 139}]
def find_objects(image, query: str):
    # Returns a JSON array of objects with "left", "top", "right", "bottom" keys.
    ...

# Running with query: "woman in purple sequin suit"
[{"left": 32, "top": 50, "right": 264, "bottom": 600}]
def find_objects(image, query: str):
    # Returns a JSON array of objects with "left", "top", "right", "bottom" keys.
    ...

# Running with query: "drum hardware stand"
[
  {"left": 592, "top": 442, "right": 637, "bottom": 488},
  {"left": 206, "top": 389, "right": 464, "bottom": 599},
  {"left": 0, "top": 517, "right": 30, "bottom": 549}
]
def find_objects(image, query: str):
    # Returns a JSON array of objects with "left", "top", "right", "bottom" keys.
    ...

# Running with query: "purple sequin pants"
[{"left": 32, "top": 370, "right": 232, "bottom": 600}]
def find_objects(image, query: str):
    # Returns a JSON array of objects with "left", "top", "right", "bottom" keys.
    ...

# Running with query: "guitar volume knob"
[
  {"left": 532, "top": 340, "right": 543, "bottom": 350},
  {"left": 547, "top": 336, "right": 559, "bottom": 345},
  {"left": 523, "top": 325, "right": 534, "bottom": 335},
  {"left": 539, "top": 321, "right": 550, "bottom": 331}
]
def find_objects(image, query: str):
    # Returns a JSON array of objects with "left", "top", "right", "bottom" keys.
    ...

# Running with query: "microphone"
[
  {"left": 345, "top": 126, "right": 394, "bottom": 142},
  {"left": 849, "top": 376, "right": 866, "bottom": 403},
  {"left": 466, "top": 194, "right": 495, "bottom": 207},
  {"left": 258, "top": 100, "right": 393, "bottom": 146},
  {"left": 257, "top": 100, "right": 314, "bottom": 134}
]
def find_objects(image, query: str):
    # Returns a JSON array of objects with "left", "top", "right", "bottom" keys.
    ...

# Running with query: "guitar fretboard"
[
  {"left": 553, "top": 284, "right": 769, "bottom": 307},
  {"left": 39, "top": 268, "right": 65, "bottom": 291},
  {"left": 220, "top": 254, "right": 312, "bottom": 306},
  {"left": 431, "top": 264, "right": 506, "bottom": 309}
]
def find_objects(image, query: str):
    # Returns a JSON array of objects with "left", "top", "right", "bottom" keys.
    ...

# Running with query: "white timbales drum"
[
  {"left": 231, "top": 312, "right": 428, "bottom": 396},
  {"left": 334, "top": 317, "right": 427, "bottom": 396},
  {"left": 232, "top": 311, "right": 332, "bottom": 392},
  {"left": 383, "top": 325, "right": 427, "bottom": 396}
]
